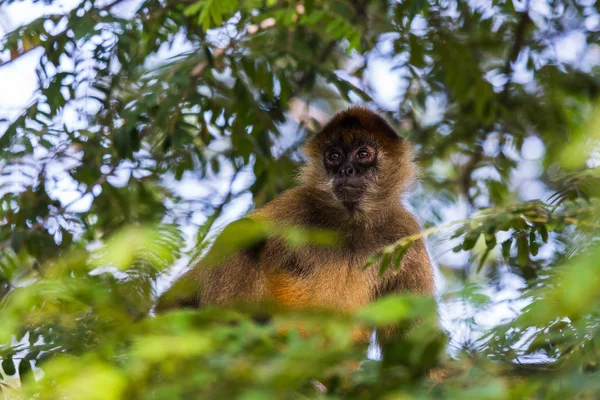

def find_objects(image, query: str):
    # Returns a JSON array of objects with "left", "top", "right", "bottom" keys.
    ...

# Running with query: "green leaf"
[
  {"left": 304, "top": 0, "right": 314, "bottom": 14},
  {"left": 501, "top": 239, "right": 512, "bottom": 261},
  {"left": 392, "top": 242, "right": 414, "bottom": 271},
  {"left": 539, "top": 224, "right": 549, "bottom": 243},
  {"left": 184, "top": 2, "right": 204, "bottom": 16},
  {"left": 2, "top": 357, "right": 16, "bottom": 376},
  {"left": 476, "top": 247, "right": 491, "bottom": 272},
  {"left": 484, "top": 232, "right": 496, "bottom": 249},
  {"left": 462, "top": 231, "right": 481, "bottom": 251},
  {"left": 18, "top": 359, "right": 31, "bottom": 379},
  {"left": 378, "top": 252, "right": 392, "bottom": 276},
  {"left": 517, "top": 235, "right": 529, "bottom": 267},
  {"left": 357, "top": 295, "right": 433, "bottom": 326}
]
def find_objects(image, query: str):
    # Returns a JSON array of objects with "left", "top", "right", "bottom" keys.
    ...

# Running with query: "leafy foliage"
[{"left": 1, "top": 0, "right": 600, "bottom": 398}]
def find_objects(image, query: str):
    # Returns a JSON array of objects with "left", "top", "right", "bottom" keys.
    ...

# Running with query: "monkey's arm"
[
  {"left": 383, "top": 238, "right": 435, "bottom": 295},
  {"left": 155, "top": 198, "right": 302, "bottom": 314},
  {"left": 376, "top": 239, "right": 453, "bottom": 382},
  {"left": 155, "top": 214, "right": 276, "bottom": 313},
  {"left": 155, "top": 266, "right": 204, "bottom": 312},
  {"left": 376, "top": 237, "right": 435, "bottom": 338},
  {"left": 155, "top": 249, "right": 266, "bottom": 313}
]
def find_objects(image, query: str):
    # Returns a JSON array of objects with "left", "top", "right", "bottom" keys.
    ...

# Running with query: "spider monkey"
[{"left": 157, "top": 106, "right": 449, "bottom": 381}]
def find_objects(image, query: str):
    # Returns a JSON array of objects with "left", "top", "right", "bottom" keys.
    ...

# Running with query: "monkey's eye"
[
  {"left": 357, "top": 150, "right": 370, "bottom": 159},
  {"left": 327, "top": 152, "right": 341, "bottom": 162}
]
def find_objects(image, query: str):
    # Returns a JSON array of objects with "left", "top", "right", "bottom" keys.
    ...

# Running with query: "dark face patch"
[{"left": 322, "top": 134, "right": 379, "bottom": 209}]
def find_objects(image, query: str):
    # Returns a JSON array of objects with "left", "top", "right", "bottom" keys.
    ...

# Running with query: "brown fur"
[{"left": 156, "top": 106, "right": 441, "bottom": 377}]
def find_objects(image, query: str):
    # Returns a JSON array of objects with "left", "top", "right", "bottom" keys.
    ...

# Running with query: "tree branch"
[
  {"left": 501, "top": 4, "right": 531, "bottom": 103},
  {"left": 0, "top": 162, "right": 121, "bottom": 251},
  {"left": 97, "top": 0, "right": 129, "bottom": 11},
  {"left": 0, "top": 46, "right": 41, "bottom": 69},
  {"left": 460, "top": 4, "right": 531, "bottom": 208},
  {"left": 461, "top": 148, "right": 484, "bottom": 207}
]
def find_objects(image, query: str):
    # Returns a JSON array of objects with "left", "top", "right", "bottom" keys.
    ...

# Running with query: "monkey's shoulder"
[{"left": 380, "top": 208, "right": 422, "bottom": 236}]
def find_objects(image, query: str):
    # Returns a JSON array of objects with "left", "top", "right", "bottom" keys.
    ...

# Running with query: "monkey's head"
[{"left": 300, "top": 106, "right": 416, "bottom": 214}]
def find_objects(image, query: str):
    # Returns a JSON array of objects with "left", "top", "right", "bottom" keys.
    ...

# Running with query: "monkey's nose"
[{"left": 340, "top": 165, "right": 354, "bottom": 176}]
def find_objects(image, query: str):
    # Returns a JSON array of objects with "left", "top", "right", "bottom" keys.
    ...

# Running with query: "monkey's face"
[
  {"left": 301, "top": 107, "right": 417, "bottom": 215},
  {"left": 322, "top": 139, "right": 378, "bottom": 207}
]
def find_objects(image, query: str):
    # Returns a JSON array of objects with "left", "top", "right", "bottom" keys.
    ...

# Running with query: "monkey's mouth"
[{"left": 333, "top": 182, "right": 366, "bottom": 203}]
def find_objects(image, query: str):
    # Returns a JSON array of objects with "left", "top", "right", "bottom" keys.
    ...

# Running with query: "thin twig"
[
  {"left": 0, "top": 0, "right": 131, "bottom": 71},
  {"left": 98, "top": 0, "right": 130, "bottom": 11},
  {"left": 501, "top": 1, "right": 531, "bottom": 103},
  {"left": 454, "top": 2, "right": 531, "bottom": 209},
  {"left": 461, "top": 147, "right": 484, "bottom": 208},
  {"left": 381, "top": 202, "right": 598, "bottom": 255}
]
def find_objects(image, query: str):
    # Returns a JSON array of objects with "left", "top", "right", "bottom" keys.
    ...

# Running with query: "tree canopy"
[{"left": 1, "top": 0, "right": 600, "bottom": 398}]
